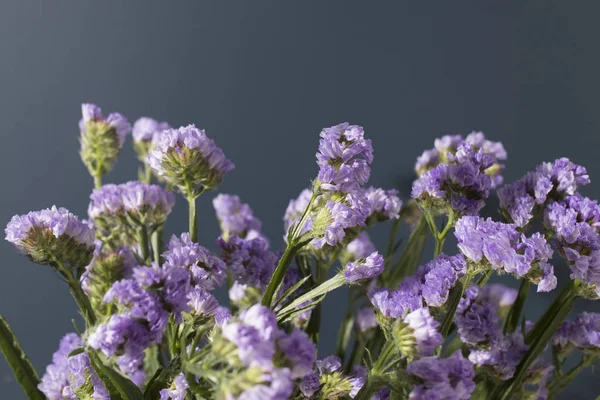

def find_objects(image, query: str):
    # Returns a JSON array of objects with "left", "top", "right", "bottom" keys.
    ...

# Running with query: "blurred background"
[{"left": 1, "top": 1, "right": 599, "bottom": 398}]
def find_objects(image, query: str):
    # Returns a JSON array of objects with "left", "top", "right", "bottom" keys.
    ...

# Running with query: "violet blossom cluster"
[{"left": 5, "top": 107, "right": 600, "bottom": 400}]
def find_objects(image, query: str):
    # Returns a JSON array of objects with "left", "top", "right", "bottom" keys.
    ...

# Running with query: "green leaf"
[
  {"left": 0, "top": 314, "right": 44, "bottom": 400},
  {"left": 88, "top": 350, "right": 143, "bottom": 400},
  {"left": 277, "top": 274, "right": 346, "bottom": 318},
  {"left": 144, "top": 357, "right": 181, "bottom": 400},
  {"left": 272, "top": 275, "right": 312, "bottom": 309}
]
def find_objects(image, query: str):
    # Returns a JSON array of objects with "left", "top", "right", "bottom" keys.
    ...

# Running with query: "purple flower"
[
  {"left": 187, "top": 286, "right": 220, "bottom": 317},
  {"left": 88, "top": 181, "right": 175, "bottom": 221},
  {"left": 344, "top": 251, "right": 384, "bottom": 283},
  {"left": 218, "top": 235, "right": 277, "bottom": 290},
  {"left": 454, "top": 285, "right": 500, "bottom": 345},
  {"left": 164, "top": 233, "right": 226, "bottom": 290},
  {"left": 316, "top": 355, "right": 342, "bottom": 373},
  {"left": 412, "top": 142, "right": 494, "bottom": 216},
  {"left": 64, "top": 353, "right": 110, "bottom": 400},
  {"left": 555, "top": 312, "right": 600, "bottom": 350},
  {"left": 407, "top": 351, "right": 475, "bottom": 400},
  {"left": 311, "top": 197, "right": 368, "bottom": 249},
  {"left": 213, "top": 194, "right": 262, "bottom": 239},
  {"left": 370, "top": 284, "right": 422, "bottom": 320},
  {"left": 455, "top": 216, "right": 556, "bottom": 291},
  {"left": 356, "top": 307, "right": 378, "bottom": 332},
  {"left": 160, "top": 373, "right": 189, "bottom": 400},
  {"left": 480, "top": 284, "right": 518, "bottom": 308},
  {"left": 132, "top": 117, "right": 170, "bottom": 143},
  {"left": 348, "top": 366, "right": 367, "bottom": 398},
  {"left": 87, "top": 314, "right": 151, "bottom": 385},
  {"left": 400, "top": 308, "right": 443, "bottom": 356},
  {"left": 5, "top": 206, "right": 95, "bottom": 267},
  {"left": 316, "top": 123, "right": 373, "bottom": 192},
  {"left": 346, "top": 232, "right": 377, "bottom": 259},
  {"left": 214, "top": 306, "right": 232, "bottom": 327},
  {"left": 299, "top": 371, "right": 320, "bottom": 397},
  {"left": 80, "top": 103, "right": 131, "bottom": 147},
  {"left": 277, "top": 328, "right": 317, "bottom": 379},
  {"left": 415, "top": 132, "right": 506, "bottom": 188},
  {"left": 235, "top": 369, "right": 294, "bottom": 400},
  {"left": 469, "top": 332, "right": 528, "bottom": 380},
  {"left": 364, "top": 187, "right": 402, "bottom": 221},
  {"left": 38, "top": 333, "right": 83, "bottom": 399},
  {"left": 499, "top": 158, "right": 589, "bottom": 227},
  {"left": 147, "top": 124, "right": 234, "bottom": 190},
  {"left": 415, "top": 253, "right": 466, "bottom": 307}
]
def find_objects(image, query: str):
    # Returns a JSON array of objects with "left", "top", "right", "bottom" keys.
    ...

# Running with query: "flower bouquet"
[{"left": 1, "top": 104, "right": 598, "bottom": 399}]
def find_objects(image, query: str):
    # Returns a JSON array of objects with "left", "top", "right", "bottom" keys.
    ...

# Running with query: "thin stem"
[
  {"left": 56, "top": 261, "right": 96, "bottom": 325},
  {"left": 187, "top": 194, "right": 197, "bottom": 243},
  {"left": 384, "top": 218, "right": 401, "bottom": 270},
  {"left": 151, "top": 227, "right": 164, "bottom": 265},
  {"left": 93, "top": 174, "right": 102, "bottom": 189},
  {"left": 262, "top": 241, "right": 302, "bottom": 307},
  {"left": 438, "top": 274, "right": 473, "bottom": 345},
  {"left": 144, "top": 164, "right": 153, "bottom": 184},
  {"left": 503, "top": 280, "right": 531, "bottom": 334},
  {"left": 290, "top": 190, "right": 317, "bottom": 241},
  {"left": 547, "top": 355, "right": 598, "bottom": 399},
  {"left": 138, "top": 227, "right": 150, "bottom": 263}
]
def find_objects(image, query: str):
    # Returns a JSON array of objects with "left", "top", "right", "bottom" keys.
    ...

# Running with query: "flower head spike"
[
  {"left": 393, "top": 307, "right": 442, "bottom": 358},
  {"left": 147, "top": 124, "right": 234, "bottom": 194},
  {"left": 344, "top": 251, "right": 384, "bottom": 283},
  {"left": 6, "top": 206, "right": 95, "bottom": 269},
  {"left": 316, "top": 123, "right": 374, "bottom": 192},
  {"left": 132, "top": 117, "right": 170, "bottom": 161},
  {"left": 79, "top": 103, "right": 131, "bottom": 180},
  {"left": 38, "top": 333, "right": 83, "bottom": 399}
]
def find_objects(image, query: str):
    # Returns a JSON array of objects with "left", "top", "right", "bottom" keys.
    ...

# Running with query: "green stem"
[
  {"left": 58, "top": 263, "right": 96, "bottom": 325},
  {"left": 547, "top": 355, "right": 598, "bottom": 399},
  {"left": 138, "top": 227, "right": 150, "bottom": 263},
  {"left": 187, "top": 194, "right": 197, "bottom": 243},
  {"left": 277, "top": 274, "right": 347, "bottom": 317},
  {"left": 93, "top": 173, "right": 102, "bottom": 189},
  {"left": 439, "top": 274, "right": 473, "bottom": 344},
  {"left": 262, "top": 241, "right": 302, "bottom": 307},
  {"left": 354, "top": 342, "right": 395, "bottom": 400},
  {"left": 492, "top": 281, "right": 578, "bottom": 400},
  {"left": 144, "top": 164, "right": 153, "bottom": 184},
  {"left": 384, "top": 218, "right": 401, "bottom": 269},
  {"left": 386, "top": 216, "right": 428, "bottom": 285},
  {"left": 503, "top": 280, "right": 531, "bottom": 334},
  {"left": 151, "top": 227, "right": 164, "bottom": 265}
]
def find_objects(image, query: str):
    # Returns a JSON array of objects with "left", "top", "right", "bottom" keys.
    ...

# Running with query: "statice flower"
[
  {"left": 498, "top": 158, "right": 589, "bottom": 227},
  {"left": 348, "top": 366, "right": 367, "bottom": 398},
  {"left": 406, "top": 351, "right": 475, "bottom": 400},
  {"left": 455, "top": 216, "right": 557, "bottom": 291},
  {"left": 277, "top": 328, "right": 317, "bottom": 379},
  {"left": 213, "top": 194, "right": 261, "bottom": 240},
  {"left": 364, "top": 187, "right": 402, "bottom": 222},
  {"left": 5, "top": 206, "right": 95, "bottom": 268},
  {"left": 147, "top": 124, "right": 234, "bottom": 191},
  {"left": 160, "top": 373, "right": 189, "bottom": 400},
  {"left": 88, "top": 314, "right": 151, "bottom": 385},
  {"left": 412, "top": 142, "right": 494, "bottom": 216},
  {"left": 81, "top": 246, "right": 136, "bottom": 315},
  {"left": 63, "top": 352, "right": 110, "bottom": 400},
  {"left": 79, "top": 103, "right": 131, "bottom": 178},
  {"left": 311, "top": 196, "right": 368, "bottom": 249},
  {"left": 469, "top": 332, "right": 528, "bottom": 380},
  {"left": 316, "top": 123, "right": 373, "bottom": 192},
  {"left": 217, "top": 235, "right": 278, "bottom": 290},
  {"left": 38, "top": 333, "right": 83, "bottom": 399},
  {"left": 415, "top": 132, "right": 506, "bottom": 188},
  {"left": 544, "top": 197, "right": 600, "bottom": 296},
  {"left": 554, "top": 312, "right": 600, "bottom": 351},
  {"left": 369, "top": 284, "right": 422, "bottom": 320},
  {"left": 454, "top": 285, "right": 500, "bottom": 345},
  {"left": 344, "top": 251, "right": 384, "bottom": 283},
  {"left": 187, "top": 286, "right": 220, "bottom": 317},
  {"left": 163, "top": 233, "right": 226, "bottom": 290},
  {"left": 393, "top": 307, "right": 442, "bottom": 357},
  {"left": 414, "top": 253, "right": 467, "bottom": 307}
]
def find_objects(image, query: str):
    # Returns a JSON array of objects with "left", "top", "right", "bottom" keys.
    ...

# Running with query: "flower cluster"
[
  {"left": 4, "top": 108, "right": 600, "bottom": 400},
  {"left": 147, "top": 124, "right": 235, "bottom": 193}
]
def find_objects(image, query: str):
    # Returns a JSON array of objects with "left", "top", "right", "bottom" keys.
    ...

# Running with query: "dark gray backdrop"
[{"left": 1, "top": 1, "right": 599, "bottom": 398}]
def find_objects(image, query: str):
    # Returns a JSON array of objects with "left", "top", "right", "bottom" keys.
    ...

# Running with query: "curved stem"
[
  {"left": 151, "top": 227, "right": 164, "bottom": 265},
  {"left": 262, "top": 241, "right": 301, "bottom": 307},
  {"left": 93, "top": 173, "right": 102, "bottom": 190},
  {"left": 138, "top": 227, "right": 150, "bottom": 263},
  {"left": 438, "top": 274, "right": 473, "bottom": 346},
  {"left": 56, "top": 261, "right": 96, "bottom": 325}
]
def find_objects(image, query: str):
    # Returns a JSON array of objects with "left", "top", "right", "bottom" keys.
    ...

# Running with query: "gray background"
[{"left": 1, "top": 1, "right": 599, "bottom": 398}]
